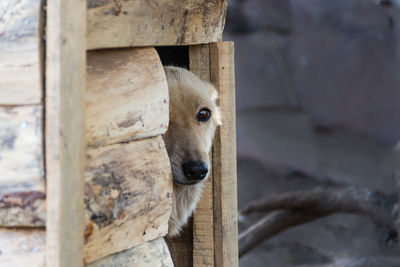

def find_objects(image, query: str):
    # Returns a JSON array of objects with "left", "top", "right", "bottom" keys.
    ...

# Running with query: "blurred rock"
[
  {"left": 228, "top": 1, "right": 400, "bottom": 266},
  {"left": 288, "top": 0, "right": 400, "bottom": 145},
  {"left": 225, "top": 0, "right": 400, "bottom": 145},
  {"left": 237, "top": 110, "right": 397, "bottom": 191},
  {"left": 226, "top": 0, "right": 292, "bottom": 33},
  {"left": 224, "top": 31, "right": 295, "bottom": 110},
  {"left": 224, "top": 0, "right": 250, "bottom": 33},
  {"left": 242, "top": 0, "right": 292, "bottom": 32}
]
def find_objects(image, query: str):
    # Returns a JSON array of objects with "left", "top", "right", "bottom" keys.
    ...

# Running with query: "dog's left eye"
[{"left": 197, "top": 108, "right": 211, "bottom": 122}]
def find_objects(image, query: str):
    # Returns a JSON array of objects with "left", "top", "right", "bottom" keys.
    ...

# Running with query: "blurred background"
[{"left": 223, "top": 1, "right": 400, "bottom": 266}]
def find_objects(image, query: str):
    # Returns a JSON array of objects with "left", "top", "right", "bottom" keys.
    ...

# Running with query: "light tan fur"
[{"left": 163, "top": 66, "right": 221, "bottom": 237}]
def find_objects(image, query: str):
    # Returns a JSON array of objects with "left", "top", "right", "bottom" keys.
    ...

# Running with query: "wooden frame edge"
[
  {"left": 45, "top": 0, "right": 86, "bottom": 266},
  {"left": 210, "top": 41, "right": 238, "bottom": 267}
]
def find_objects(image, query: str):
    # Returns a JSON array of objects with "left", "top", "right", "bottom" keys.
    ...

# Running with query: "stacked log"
[
  {"left": 86, "top": 0, "right": 228, "bottom": 49},
  {"left": 84, "top": 48, "right": 173, "bottom": 265}
]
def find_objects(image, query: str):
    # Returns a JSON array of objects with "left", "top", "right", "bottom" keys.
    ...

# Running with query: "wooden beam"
[
  {"left": 0, "top": 0, "right": 42, "bottom": 105},
  {"left": 210, "top": 42, "right": 238, "bottom": 267},
  {"left": 86, "top": 0, "right": 228, "bottom": 50},
  {"left": 45, "top": 0, "right": 86, "bottom": 266},
  {"left": 84, "top": 136, "right": 172, "bottom": 263},
  {"left": 87, "top": 238, "right": 173, "bottom": 267},
  {"left": 86, "top": 48, "right": 169, "bottom": 148},
  {"left": 189, "top": 44, "right": 215, "bottom": 267}
]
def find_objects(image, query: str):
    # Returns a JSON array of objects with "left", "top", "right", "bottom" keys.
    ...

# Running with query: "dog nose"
[{"left": 182, "top": 161, "right": 208, "bottom": 181}]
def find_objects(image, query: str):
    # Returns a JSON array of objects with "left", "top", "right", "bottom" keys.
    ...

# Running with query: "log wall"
[
  {"left": 0, "top": 0, "right": 43, "bottom": 105},
  {"left": 87, "top": 237, "right": 173, "bottom": 267},
  {"left": 0, "top": 1, "right": 235, "bottom": 266},
  {"left": 0, "top": 1, "right": 44, "bottom": 223},
  {"left": 0, "top": 229, "right": 46, "bottom": 267},
  {"left": 84, "top": 48, "right": 173, "bottom": 265},
  {"left": 0, "top": 0, "right": 46, "bottom": 265},
  {"left": 86, "top": 48, "right": 169, "bottom": 147}
]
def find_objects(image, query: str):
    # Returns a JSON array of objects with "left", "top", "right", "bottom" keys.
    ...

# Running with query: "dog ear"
[
  {"left": 214, "top": 106, "right": 222, "bottom": 126},
  {"left": 207, "top": 84, "right": 219, "bottom": 103},
  {"left": 206, "top": 84, "right": 221, "bottom": 125}
]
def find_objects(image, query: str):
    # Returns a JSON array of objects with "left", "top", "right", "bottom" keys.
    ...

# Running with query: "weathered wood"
[
  {"left": 0, "top": 0, "right": 42, "bottom": 105},
  {"left": 0, "top": 106, "right": 45, "bottom": 226},
  {"left": 0, "top": 106, "right": 44, "bottom": 194},
  {"left": 210, "top": 42, "right": 238, "bottom": 267},
  {"left": 86, "top": 0, "right": 228, "bottom": 50},
  {"left": 0, "top": 229, "right": 45, "bottom": 266},
  {"left": 84, "top": 136, "right": 172, "bottom": 263},
  {"left": 46, "top": 0, "right": 86, "bottom": 265},
  {"left": 167, "top": 220, "right": 193, "bottom": 267},
  {"left": 0, "top": 1, "right": 46, "bottom": 228},
  {"left": 189, "top": 44, "right": 215, "bottom": 267},
  {"left": 88, "top": 238, "right": 173, "bottom": 267},
  {"left": 0, "top": 191, "right": 45, "bottom": 227},
  {"left": 86, "top": 48, "right": 169, "bottom": 148}
]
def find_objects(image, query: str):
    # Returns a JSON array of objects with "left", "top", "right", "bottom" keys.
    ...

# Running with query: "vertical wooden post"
[
  {"left": 45, "top": 0, "right": 86, "bottom": 266},
  {"left": 190, "top": 44, "right": 215, "bottom": 267},
  {"left": 210, "top": 42, "right": 238, "bottom": 267}
]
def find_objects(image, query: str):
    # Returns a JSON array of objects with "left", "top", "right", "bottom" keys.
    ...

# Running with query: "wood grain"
[
  {"left": 86, "top": 48, "right": 169, "bottom": 148},
  {"left": 86, "top": 0, "right": 228, "bottom": 49},
  {"left": 84, "top": 136, "right": 173, "bottom": 263},
  {"left": 0, "top": 0, "right": 42, "bottom": 105},
  {"left": 210, "top": 42, "right": 238, "bottom": 267},
  {"left": 0, "top": 191, "right": 45, "bottom": 227},
  {"left": 87, "top": 238, "right": 173, "bottom": 267},
  {"left": 46, "top": 0, "right": 86, "bottom": 265},
  {"left": 0, "top": 106, "right": 44, "bottom": 194},
  {"left": 0, "top": 228, "right": 45, "bottom": 267},
  {"left": 167, "top": 220, "right": 193, "bottom": 267},
  {"left": 189, "top": 44, "right": 215, "bottom": 267}
]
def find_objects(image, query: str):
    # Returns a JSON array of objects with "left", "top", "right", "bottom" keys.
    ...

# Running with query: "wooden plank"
[
  {"left": 167, "top": 220, "right": 193, "bottom": 267},
  {"left": 84, "top": 136, "right": 172, "bottom": 263},
  {"left": 0, "top": 0, "right": 42, "bottom": 105},
  {"left": 45, "top": 0, "right": 86, "bottom": 265},
  {"left": 0, "top": 228, "right": 45, "bottom": 267},
  {"left": 86, "top": 48, "right": 169, "bottom": 148},
  {"left": 86, "top": 0, "right": 228, "bottom": 50},
  {"left": 210, "top": 42, "right": 238, "bottom": 267},
  {"left": 87, "top": 238, "right": 173, "bottom": 267},
  {"left": 189, "top": 44, "right": 215, "bottom": 267}
]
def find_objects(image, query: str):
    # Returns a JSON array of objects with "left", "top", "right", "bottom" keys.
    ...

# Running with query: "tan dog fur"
[{"left": 163, "top": 66, "right": 221, "bottom": 237}]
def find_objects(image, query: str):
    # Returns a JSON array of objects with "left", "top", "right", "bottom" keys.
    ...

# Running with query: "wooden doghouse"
[{"left": 0, "top": 0, "right": 237, "bottom": 266}]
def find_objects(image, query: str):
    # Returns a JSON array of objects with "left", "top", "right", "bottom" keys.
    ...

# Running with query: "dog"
[{"left": 162, "top": 66, "right": 221, "bottom": 237}]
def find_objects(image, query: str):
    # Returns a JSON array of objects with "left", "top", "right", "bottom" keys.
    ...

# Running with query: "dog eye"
[{"left": 197, "top": 108, "right": 211, "bottom": 122}]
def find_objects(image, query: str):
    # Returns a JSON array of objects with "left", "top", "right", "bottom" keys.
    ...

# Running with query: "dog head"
[{"left": 163, "top": 66, "right": 221, "bottom": 185}]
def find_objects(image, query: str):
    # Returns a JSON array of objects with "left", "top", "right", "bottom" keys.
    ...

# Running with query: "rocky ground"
[{"left": 223, "top": 1, "right": 400, "bottom": 266}]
